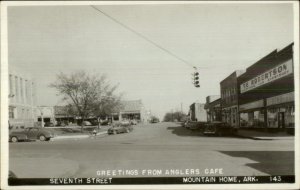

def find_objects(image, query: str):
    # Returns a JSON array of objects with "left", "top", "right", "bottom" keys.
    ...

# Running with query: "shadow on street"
[
  {"left": 167, "top": 126, "right": 204, "bottom": 137},
  {"left": 220, "top": 151, "right": 294, "bottom": 175},
  {"left": 167, "top": 125, "right": 251, "bottom": 139}
]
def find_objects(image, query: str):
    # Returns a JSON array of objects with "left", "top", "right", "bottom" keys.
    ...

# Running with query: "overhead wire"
[{"left": 90, "top": 5, "right": 198, "bottom": 70}]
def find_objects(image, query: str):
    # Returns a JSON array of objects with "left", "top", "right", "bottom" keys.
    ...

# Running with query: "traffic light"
[{"left": 192, "top": 72, "right": 200, "bottom": 88}]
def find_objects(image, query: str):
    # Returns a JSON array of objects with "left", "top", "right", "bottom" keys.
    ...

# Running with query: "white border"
[{"left": 1, "top": 1, "right": 299, "bottom": 190}]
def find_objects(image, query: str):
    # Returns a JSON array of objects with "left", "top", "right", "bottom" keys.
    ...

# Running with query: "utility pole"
[{"left": 181, "top": 102, "right": 183, "bottom": 113}]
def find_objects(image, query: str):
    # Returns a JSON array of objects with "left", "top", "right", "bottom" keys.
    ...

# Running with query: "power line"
[{"left": 90, "top": 5, "right": 198, "bottom": 70}]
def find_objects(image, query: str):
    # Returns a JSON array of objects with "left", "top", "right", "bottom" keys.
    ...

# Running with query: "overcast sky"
[{"left": 7, "top": 3, "right": 294, "bottom": 119}]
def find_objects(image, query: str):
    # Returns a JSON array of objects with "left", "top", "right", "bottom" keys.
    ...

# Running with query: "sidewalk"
[
  {"left": 236, "top": 129, "right": 294, "bottom": 140},
  {"left": 50, "top": 126, "right": 110, "bottom": 141}
]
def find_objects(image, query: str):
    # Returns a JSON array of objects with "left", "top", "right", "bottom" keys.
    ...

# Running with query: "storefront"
[
  {"left": 222, "top": 106, "right": 239, "bottom": 127},
  {"left": 266, "top": 92, "right": 294, "bottom": 128},
  {"left": 239, "top": 100, "right": 265, "bottom": 128}
]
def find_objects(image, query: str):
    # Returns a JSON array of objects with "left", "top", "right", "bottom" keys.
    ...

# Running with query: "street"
[{"left": 9, "top": 122, "right": 294, "bottom": 178}]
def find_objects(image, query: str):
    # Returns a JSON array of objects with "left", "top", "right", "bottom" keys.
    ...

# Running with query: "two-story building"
[
  {"left": 204, "top": 95, "right": 222, "bottom": 122},
  {"left": 220, "top": 70, "right": 245, "bottom": 127},
  {"left": 238, "top": 43, "right": 294, "bottom": 131},
  {"left": 8, "top": 65, "right": 37, "bottom": 128}
]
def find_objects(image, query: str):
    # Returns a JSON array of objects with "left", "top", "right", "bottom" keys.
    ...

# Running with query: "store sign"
[
  {"left": 266, "top": 92, "right": 294, "bottom": 106},
  {"left": 240, "top": 59, "right": 293, "bottom": 93},
  {"left": 239, "top": 99, "right": 264, "bottom": 112}
]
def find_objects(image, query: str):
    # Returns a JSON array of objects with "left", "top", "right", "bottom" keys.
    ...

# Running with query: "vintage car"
[
  {"left": 9, "top": 127, "right": 55, "bottom": 142},
  {"left": 203, "top": 121, "right": 237, "bottom": 136},
  {"left": 130, "top": 120, "right": 138, "bottom": 125},
  {"left": 189, "top": 121, "right": 206, "bottom": 131},
  {"left": 107, "top": 122, "right": 133, "bottom": 135}
]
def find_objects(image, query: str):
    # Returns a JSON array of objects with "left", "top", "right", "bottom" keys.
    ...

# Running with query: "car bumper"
[{"left": 203, "top": 131, "right": 216, "bottom": 134}]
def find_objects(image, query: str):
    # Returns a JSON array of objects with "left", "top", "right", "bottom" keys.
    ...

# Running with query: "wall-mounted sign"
[
  {"left": 240, "top": 59, "right": 293, "bottom": 93},
  {"left": 239, "top": 99, "right": 264, "bottom": 112}
]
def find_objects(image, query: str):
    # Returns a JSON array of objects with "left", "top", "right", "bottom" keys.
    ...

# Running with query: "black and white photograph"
[{"left": 0, "top": 1, "right": 299, "bottom": 189}]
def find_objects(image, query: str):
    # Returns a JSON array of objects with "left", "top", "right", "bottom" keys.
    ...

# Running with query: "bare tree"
[{"left": 50, "top": 71, "right": 122, "bottom": 132}]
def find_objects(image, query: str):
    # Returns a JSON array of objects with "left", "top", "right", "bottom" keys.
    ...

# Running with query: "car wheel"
[
  {"left": 39, "top": 135, "right": 46, "bottom": 141},
  {"left": 11, "top": 136, "right": 18, "bottom": 143}
]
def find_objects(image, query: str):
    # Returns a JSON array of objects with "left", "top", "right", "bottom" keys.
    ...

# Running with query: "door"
[
  {"left": 278, "top": 112, "right": 285, "bottom": 128},
  {"left": 26, "top": 128, "right": 39, "bottom": 139}
]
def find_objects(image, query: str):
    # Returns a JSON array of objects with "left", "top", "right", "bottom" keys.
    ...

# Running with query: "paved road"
[{"left": 9, "top": 122, "right": 294, "bottom": 178}]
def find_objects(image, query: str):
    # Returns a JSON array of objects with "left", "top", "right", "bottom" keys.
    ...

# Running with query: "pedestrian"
[
  {"left": 97, "top": 117, "right": 101, "bottom": 131},
  {"left": 92, "top": 129, "right": 97, "bottom": 137}
]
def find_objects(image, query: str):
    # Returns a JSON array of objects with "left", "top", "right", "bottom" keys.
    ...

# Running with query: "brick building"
[{"left": 237, "top": 43, "right": 294, "bottom": 130}]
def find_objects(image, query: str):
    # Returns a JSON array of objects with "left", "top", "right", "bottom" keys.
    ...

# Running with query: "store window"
[
  {"left": 9, "top": 107, "right": 15, "bottom": 119},
  {"left": 267, "top": 108, "right": 278, "bottom": 128},
  {"left": 240, "top": 113, "right": 249, "bottom": 127},
  {"left": 285, "top": 105, "right": 295, "bottom": 128},
  {"left": 253, "top": 110, "right": 265, "bottom": 127}
]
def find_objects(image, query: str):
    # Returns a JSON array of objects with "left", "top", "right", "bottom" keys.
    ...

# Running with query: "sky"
[{"left": 7, "top": 3, "right": 294, "bottom": 119}]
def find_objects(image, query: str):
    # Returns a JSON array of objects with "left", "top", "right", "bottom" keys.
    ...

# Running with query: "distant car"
[
  {"left": 44, "top": 122, "right": 55, "bottom": 127},
  {"left": 120, "top": 120, "right": 131, "bottom": 126},
  {"left": 189, "top": 121, "right": 206, "bottom": 131},
  {"left": 203, "top": 121, "right": 236, "bottom": 136},
  {"left": 184, "top": 121, "right": 191, "bottom": 129},
  {"left": 108, "top": 122, "right": 133, "bottom": 135},
  {"left": 56, "top": 121, "right": 68, "bottom": 127},
  {"left": 100, "top": 120, "right": 109, "bottom": 126},
  {"left": 9, "top": 127, "right": 55, "bottom": 142},
  {"left": 150, "top": 118, "right": 159, "bottom": 123},
  {"left": 130, "top": 120, "right": 138, "bottom": 125},
  {"left": 82, "top": 121, "right": 92, "bottom": 126}
]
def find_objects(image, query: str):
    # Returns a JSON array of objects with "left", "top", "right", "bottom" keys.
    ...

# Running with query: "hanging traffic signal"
[{"left": 192, "top": 72, "right": 200, "bottom": 88}]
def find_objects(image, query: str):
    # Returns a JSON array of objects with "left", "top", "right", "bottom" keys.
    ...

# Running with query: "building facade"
[
  {"left": 36, "top": 106, "right": 56, "bottom": 126},
  {"left": 205, "top": 95, "right": 222, "bottom": 122},
  {"left": 116, "top": 100, "right": 146, "bottom": 123},
  {"left": 8, "top": 66, "right": 37, "bottom": 128},
  {"left": 189, "top": 103, "right": 207, "bottom": 122},
  {"left": 238, "top": 43, "right": 294, "bottom": 130},
  {"left": 220, "top": 70, "right": 245, "bottom": 127}
]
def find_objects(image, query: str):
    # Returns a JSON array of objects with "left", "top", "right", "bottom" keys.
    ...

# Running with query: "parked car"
[
  {"left": 189, "top": 121, "right": 206, "bottom": 131},
  {"left": 9, "top": 127, "right": 55, "bottom": 142},
  {"left": 184, "top": 120, "right": 191, "bottom": 129},
  {"left": 107, "top": 122, "right": 133, "bottom": 135},
  {"left": 56, "top": 120, "right": 68, "bottom": 127},
  {"left": 100, "top": 120, "right": 109, "bottom": 126},
  {"left": 203, "top": 121, "right": 236, "bottom": 136},
  {"left": 82, "top": 121, "right": 92, "bottom": 126},
  {"left": 130, "top": 120, "right": 138, "bottom": 125},
  {"left": 120, "top": 120, "right": 131, "bottom": 126},
  {"left": 44, "top": 122, "right": 55, "bottom": 127}
]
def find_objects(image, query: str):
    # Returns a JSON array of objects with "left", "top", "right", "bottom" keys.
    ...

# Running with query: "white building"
[
  {"left": 8, "top": 65, "right": 37, "bottom": 128},
  {"left": 189, "top": 103, "right": 207, "bottom": 122},
  {"left": 36, "top": 106, "right": 56, "bottom": 126}
]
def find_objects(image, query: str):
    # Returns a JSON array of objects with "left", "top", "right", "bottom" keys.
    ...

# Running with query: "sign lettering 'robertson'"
[{"left": 240, "top": 59, "right": 293, "bottom": 93}]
